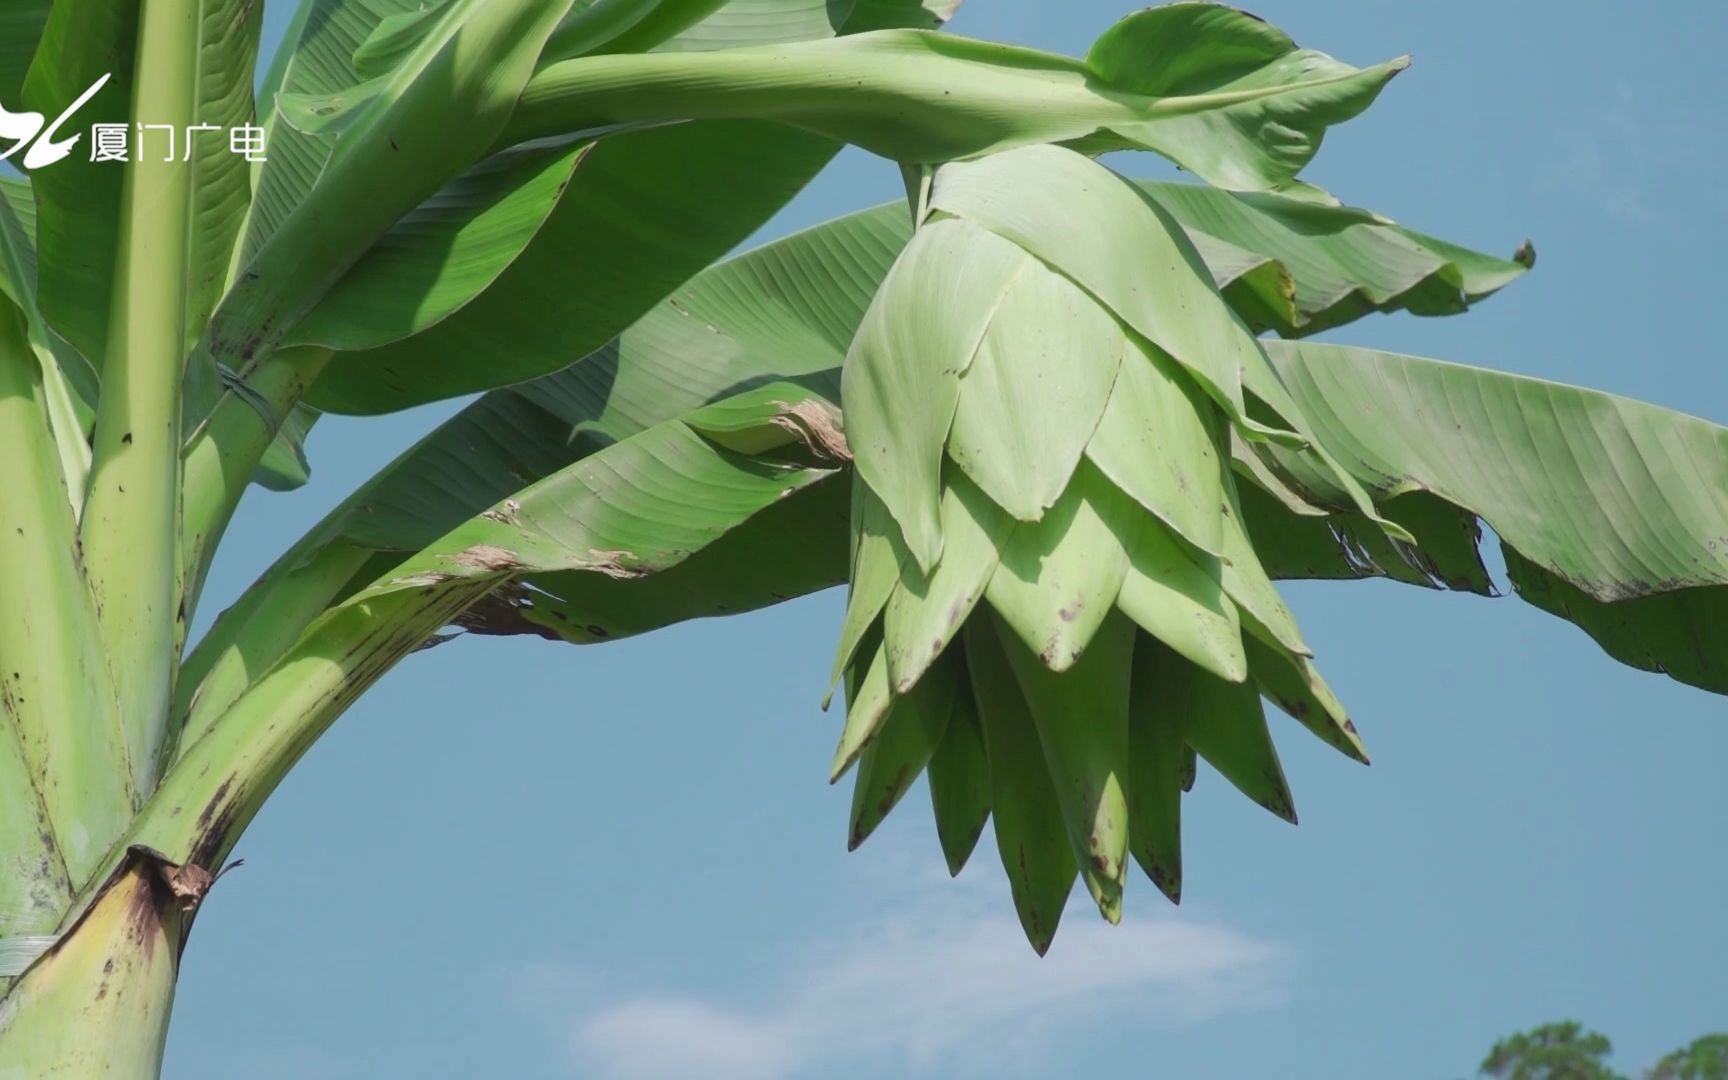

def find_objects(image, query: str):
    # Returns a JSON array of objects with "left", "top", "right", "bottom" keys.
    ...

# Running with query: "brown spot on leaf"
[
  {"left": 452, "top": 545, "right": 521, "bottom": 572},
  {"left": 581, "top": 549, "right": 647, "bottom": 580},
  {"left": 480, "top": 499, "right": 522, "bottom": 526}
]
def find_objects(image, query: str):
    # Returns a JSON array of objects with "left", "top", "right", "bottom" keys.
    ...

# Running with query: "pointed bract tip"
[{"left": 828, "top": 751, "right": 855, "bottom": 785}]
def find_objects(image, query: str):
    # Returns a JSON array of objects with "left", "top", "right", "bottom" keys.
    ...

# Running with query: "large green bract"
[{"left": 0, "top": 1, "right": 1720, "bottom": 1073}]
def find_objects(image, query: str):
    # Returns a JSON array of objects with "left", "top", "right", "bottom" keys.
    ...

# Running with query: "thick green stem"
[
  {"left": 134, "top": 575, "right": 503, "bottom": 872},
  {"left": 173, "top": 538, "right": 373, "bottom": 760},
  {"left": 79, "top": 0, "right": 200, "bottom": 800},
  {"left": 503, "top": 31, "right": 1405, "bottom": 167},
  {"left": 0, "top": 303, "right": 130, "bottom": 888},
  {"left": 504, "top": 32, "right": 1129, "bottom": 162},
  {"left": 179, "top": 346, "right": 332, "bottom": 622},
  {"left": 0, "top": 860, "right": 183, "bottom": 1079}
]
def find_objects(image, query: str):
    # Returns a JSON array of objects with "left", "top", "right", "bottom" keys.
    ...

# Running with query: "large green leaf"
[
  {"left": 501, "top": 473, "right": 848, "bottom": 645},
  {"left": 183, "top": 0, "right": 262, "bottom": 349},
  {"left": 0, "top": 175, "right": 95, "bottom": 489},
  {"left": 282, "top": 138, "right": 590, "bottom": 352},
  {"left": 179, "top": 357, "right": 851, "bottom": 748},
  {"left": 0, "top": 1, "right": 50, "bottom": 102},
  {"left": 1264, "top": 341, "right": 1728, "bottom": 694},
  {"left": 306, "top": 121, "right": 838, "bottom": 413},
  {"left": 302, "top": 0, "right": 959, "bottom": 415},
  {"left": 178, "top": 374, "right": 846, "bottom": 755},
  {"left": 235, "top": 0, "right": 442, "bottom": 268},
  {"left": 20, "top": 0, "right": 137, "bottom": 365},
  {"left": 208, "top": 0, "right": 576, "bottom": 372}
]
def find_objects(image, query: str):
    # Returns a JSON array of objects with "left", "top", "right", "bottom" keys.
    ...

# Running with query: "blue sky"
[{"left": 165, "top": 3, "right": 1728, "bottom": 1077}]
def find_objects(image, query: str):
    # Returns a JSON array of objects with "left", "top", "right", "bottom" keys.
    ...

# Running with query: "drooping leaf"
[
  {"left": 181, "top": 368, "right": 849, "bottom": 733},
  {"left": 1265, "top": 340, "right": 1728, "bottom": 694},
  {"left": 252, "top": 402, "right": 320, "bottom": 493},
  {"left": 1142, "top": 180, "right": 1531, "bottom": 337},
  {"left": 503, "top": 472, "right": 849, "bottom": 646},
  {"left": 1084, "top": 4, "right": 1406, "bottom": 190},
  {"left": 1237, "top": 480, "right": 1493, "bottom": 595}
]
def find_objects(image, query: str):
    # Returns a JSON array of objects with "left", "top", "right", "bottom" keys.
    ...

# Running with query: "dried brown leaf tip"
[
  {"left": 773, "top": 400, "right": 851, "bottom": 462},
  {"left": 157, "top": 862, "right": 214, "bottom": 912}
]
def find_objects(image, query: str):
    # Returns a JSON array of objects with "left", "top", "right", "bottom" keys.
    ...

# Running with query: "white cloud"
[{"left": 538, "top": 868, "right": 1287, "bottom": 1079}]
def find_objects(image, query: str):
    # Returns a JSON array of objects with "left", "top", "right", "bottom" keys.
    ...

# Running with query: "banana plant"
[{"left": 0, "top": 0, "right": 1722, "bottom": 1074}]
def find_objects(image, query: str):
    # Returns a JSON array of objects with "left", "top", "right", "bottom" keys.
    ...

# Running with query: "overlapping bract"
[{"left": 832, "top": 145, "right": 1373, "bottom": 951}]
